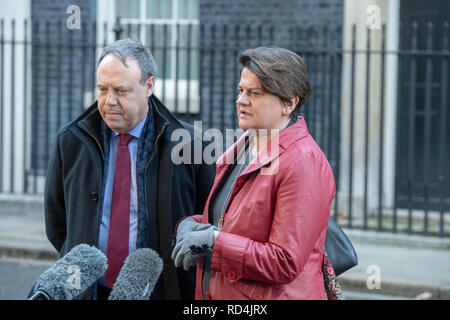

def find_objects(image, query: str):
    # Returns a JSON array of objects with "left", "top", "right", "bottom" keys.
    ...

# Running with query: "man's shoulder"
[
  {"left": 53, "top": 120, "right": 83, "bottom": 142},
  {"left": 164, "top": 119, "right": 208, "bottom": 150},
  {"left": 177, "top": 120, "right": 200, "bottom": 138},
  {"left": 58, "top": 103, "right": 100, "bottom": 133},
  {"left": 151, "top": 95, "right": 201, "bottom": 140},
  {"left": 52, "top": 125, "right": 85, "bottom": 150},
  {"left": 54, "top": 124, "right": 72, "bottom": 140}
]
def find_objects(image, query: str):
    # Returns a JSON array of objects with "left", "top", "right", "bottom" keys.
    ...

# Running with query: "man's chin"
[{"left": 104, "top": 120, "right": 126, "bottom": 134}]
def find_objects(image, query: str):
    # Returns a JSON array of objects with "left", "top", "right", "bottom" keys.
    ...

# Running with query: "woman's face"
[{"left": 236, "top": 68, "right": 290, "bottom": 132}]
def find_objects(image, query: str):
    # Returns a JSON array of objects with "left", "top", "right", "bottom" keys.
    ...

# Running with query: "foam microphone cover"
[
  {"left": 108, "top": 248, "right": 164, "bottom": 300},
  {"left": 32, "top": 244, "right": 107, "bottom": 299}
]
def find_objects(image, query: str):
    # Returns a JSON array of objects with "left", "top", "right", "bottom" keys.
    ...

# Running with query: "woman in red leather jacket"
[{"left": 172, "top": 47, "right": 336, "bottom": 300}]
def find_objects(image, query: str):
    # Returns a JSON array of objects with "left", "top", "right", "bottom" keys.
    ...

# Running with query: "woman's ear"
[{"left": 283, "top": 96, "right": 299, "bottom": 116}]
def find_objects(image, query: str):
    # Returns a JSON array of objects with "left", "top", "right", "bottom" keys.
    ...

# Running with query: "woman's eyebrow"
[
  {"left": 248, "top": 87, "right": 264, "bottom": 92},
  {"left": 237, "top": 85, "right": 263, "bottom": 91}
]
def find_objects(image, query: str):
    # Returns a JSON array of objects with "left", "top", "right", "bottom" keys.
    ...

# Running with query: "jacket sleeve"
[
  {"left": 211, "top": 151, "right": 335, "bottom": 285},
  {"left": 44, "top": 132, "right": 67, "bottom": 253}
]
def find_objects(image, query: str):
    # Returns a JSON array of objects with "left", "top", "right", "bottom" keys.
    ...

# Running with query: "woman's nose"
[{"left": 236, "top": 92, "right": 250, "bottom": 106}]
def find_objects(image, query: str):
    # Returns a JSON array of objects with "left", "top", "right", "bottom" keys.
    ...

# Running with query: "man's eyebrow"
[
  {"left": 96, "top": 84, "right": 132, "bottom": 90},
  {"left": 115, "top": 86, "right": 132, "bottom": 91}
]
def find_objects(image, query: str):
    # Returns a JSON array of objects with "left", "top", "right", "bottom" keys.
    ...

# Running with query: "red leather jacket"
[{"left": 188, "top": 118, "right": 335, "bottom": 299}]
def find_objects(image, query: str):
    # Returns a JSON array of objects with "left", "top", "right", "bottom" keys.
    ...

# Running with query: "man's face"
[{"left": 97, "top": 54, "right": 154, "bottom": 134}]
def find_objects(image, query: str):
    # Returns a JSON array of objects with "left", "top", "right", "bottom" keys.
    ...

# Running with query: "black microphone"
[
  {"left": 108, "top": 248, "right": 163, "bottom": 300},
  {"left": 28, "top": 244, "right": 108, "bottom": 300}
]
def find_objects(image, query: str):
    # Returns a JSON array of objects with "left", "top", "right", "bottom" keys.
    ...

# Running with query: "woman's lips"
[{"left": 239, "top": 110, "right": 251, "bottom": 118}]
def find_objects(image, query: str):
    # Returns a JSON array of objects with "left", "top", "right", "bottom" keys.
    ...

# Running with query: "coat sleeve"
[
  {"left": 44, "top": 132, "right": 67, "bottom": 253},
  {"left": 211, "top": 150, "right": 335, "bottom": 285}
]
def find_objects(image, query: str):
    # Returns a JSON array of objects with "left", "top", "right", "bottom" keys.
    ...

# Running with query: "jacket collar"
[
  {"left": 148, "top": 94, "right": 172, "bottom": 136},
  {"left": 76, "top": 104, "right": 104, "bottom": 148},
  {"left": 278, "top": 116, "right": 309, "bottom": 150},
  {"left": 76, "top": 95, "right": 173, "bottom": 147},
  {"left": 216, "top": 117, "right": 309, "bottom": 177}
]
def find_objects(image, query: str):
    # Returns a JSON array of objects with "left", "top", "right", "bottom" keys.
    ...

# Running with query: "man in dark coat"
[{"left": 43, "top": 38, "right": 215, "bottom": 300}]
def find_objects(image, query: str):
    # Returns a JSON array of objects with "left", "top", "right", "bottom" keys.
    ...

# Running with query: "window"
[{"left": 114, "top": 0, "right": 200, "bottom": 113}]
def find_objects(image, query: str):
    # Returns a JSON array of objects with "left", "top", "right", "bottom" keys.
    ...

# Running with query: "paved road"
[
  {"left": 0, "top": 257, "right": 418, "bottom": 300},
  {"left": 0, "top": 257, "right": 53, "bottom": 300}
]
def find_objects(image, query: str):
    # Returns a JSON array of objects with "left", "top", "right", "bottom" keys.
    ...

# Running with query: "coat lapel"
[
  {"left": 204, "top": 117, "right": 311, "bottom": 222},
  {"left": 241, "top": 118, "right": 309, "bottom": 177}
]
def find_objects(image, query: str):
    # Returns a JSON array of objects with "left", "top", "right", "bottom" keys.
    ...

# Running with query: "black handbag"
[{"left": 324, "top": 218, "right": 358, "bottom": 276}]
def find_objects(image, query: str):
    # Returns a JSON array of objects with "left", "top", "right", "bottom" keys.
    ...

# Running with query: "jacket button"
[
  {"left": 253, "top": 291, "right": 263, "bottom": 300},
  {"left": 89, "top": 192, "right": 99, "bottom": 202},
  {"left": 226, "top": 270, "right": 237, "bottom": 280}
]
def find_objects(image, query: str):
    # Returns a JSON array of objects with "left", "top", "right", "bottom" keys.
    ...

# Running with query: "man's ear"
[{"left": 145, "top": 76, "right": 155, "bottom": 98}]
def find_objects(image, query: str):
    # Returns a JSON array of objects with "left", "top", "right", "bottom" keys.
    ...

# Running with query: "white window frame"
[{"left": 97, "top": 0, "right": 200, "bottom": 114}]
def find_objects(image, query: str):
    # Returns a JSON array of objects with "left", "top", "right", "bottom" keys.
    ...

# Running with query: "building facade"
[{"left": 0, "top": 0, "right": 448, "bottom": 236}]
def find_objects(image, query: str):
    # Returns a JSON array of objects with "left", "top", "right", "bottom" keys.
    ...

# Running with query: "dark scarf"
[{"left": 135, "top": 100, "right": 156, "bottom": 249}]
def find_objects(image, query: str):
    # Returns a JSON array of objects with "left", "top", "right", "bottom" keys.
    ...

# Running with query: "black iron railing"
[{"left": 0, "top": 18, "right": 448, "bottom": 237}]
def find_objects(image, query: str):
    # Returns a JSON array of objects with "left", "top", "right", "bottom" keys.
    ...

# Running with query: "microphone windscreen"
[
  {"left": 108, "top": 248, "right": 163, "bottom": 300},
  {"left": 33, "top": 244, "right": 107, "bottom": 299}
]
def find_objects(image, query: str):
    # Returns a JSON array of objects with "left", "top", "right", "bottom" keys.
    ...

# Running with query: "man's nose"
[{"left": 105, "top": 91, "right": 118, "bottom": 105}]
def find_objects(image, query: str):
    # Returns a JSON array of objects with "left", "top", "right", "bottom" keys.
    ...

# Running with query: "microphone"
[
  {"left": 28, "top": 244, "right": 108, "bottom": 300},
  {"left": 108, "top": 248, "right": 163, "bottom": 300}
]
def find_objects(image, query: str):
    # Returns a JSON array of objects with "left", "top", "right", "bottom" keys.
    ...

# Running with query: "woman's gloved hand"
[
  {"left": 175, "top": 219, "right": 213, "bottom": 243},
  {"left": 171, "top": 225, "right": 219, "bottom": 271}
]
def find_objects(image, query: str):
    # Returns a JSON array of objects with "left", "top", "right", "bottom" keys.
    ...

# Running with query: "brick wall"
[
  {"left": 199, "top": 0, "right": 344, "bottom": 138},
  {"left": 31, "top": 0, "right": 96, "bottom": 170},
  {"left": 29, "top": 0, "right": 343, "bottom": 171}
]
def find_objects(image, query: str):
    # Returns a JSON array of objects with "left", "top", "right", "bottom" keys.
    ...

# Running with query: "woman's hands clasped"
[{"left": 171, "top": 219, "right": 219, "bottom": 271}]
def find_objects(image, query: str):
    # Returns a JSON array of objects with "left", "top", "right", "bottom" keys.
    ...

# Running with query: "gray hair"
[{"left": 97, "top": 38, "right": 158, "bottom": 84}]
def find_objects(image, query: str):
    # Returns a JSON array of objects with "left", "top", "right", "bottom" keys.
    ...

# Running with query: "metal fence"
[{"left": 0, "top": 18, "right": 448, "bottom": 237}]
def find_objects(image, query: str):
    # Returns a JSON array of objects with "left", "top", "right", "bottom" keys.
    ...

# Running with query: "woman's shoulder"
[
  {"left": 285, "top": 133, "right": 327, "bottom": 161},
  {"left": 277, "top": 134, "right": 332, "bottom": 178},
  {"left": 277, "top": 136, "right": 334, "bottom": 189}
]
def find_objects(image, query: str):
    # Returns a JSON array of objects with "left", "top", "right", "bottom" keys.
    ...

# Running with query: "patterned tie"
[{"left": 105, "top": 133, "right": 134, "bottom": 288}]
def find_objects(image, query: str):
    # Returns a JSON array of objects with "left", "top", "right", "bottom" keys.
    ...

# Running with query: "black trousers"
[{"left": 97, "top": 284, "right": 112, "bottom": 300}]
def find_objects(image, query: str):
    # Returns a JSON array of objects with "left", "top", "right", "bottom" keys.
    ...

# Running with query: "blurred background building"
[{"left": 0, "top": 0, "right": 448, "bottom": 237}]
